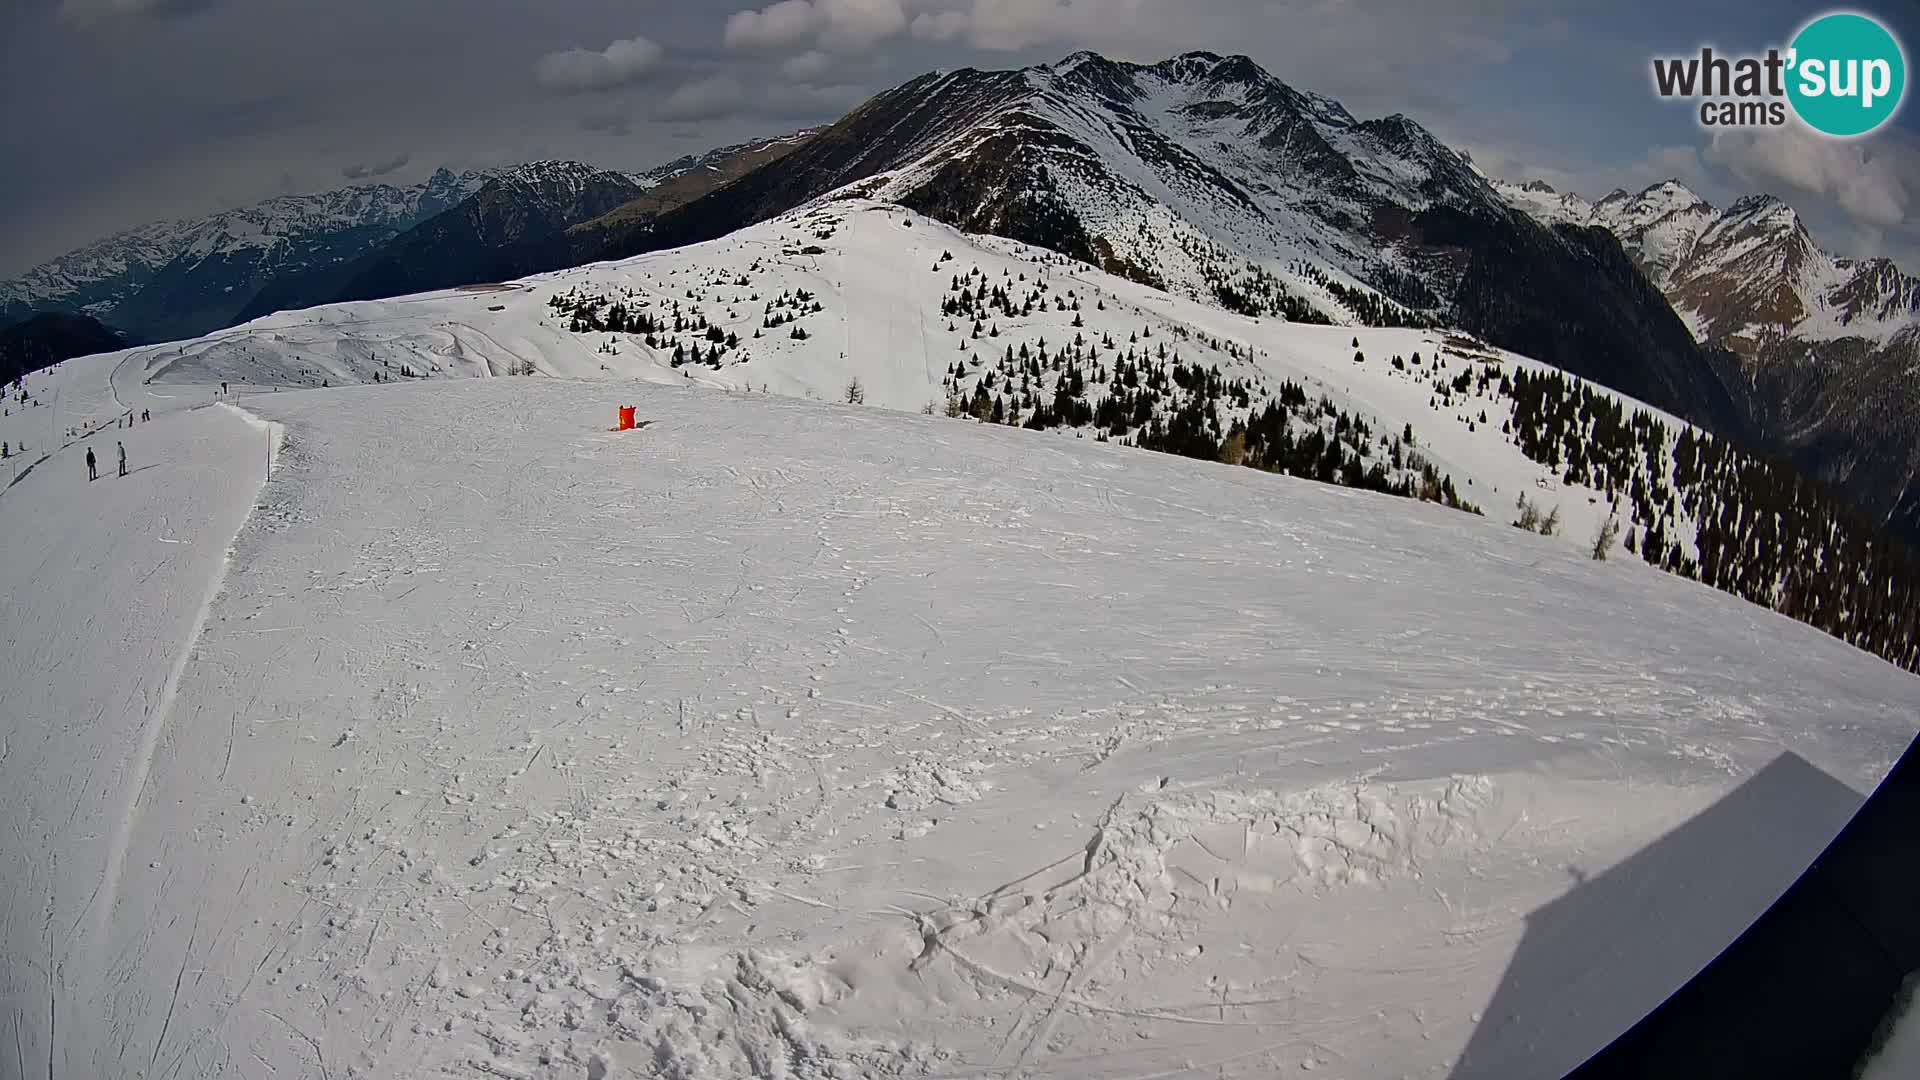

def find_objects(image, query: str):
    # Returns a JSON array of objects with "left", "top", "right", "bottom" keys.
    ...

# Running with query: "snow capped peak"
[
  {"left": 1635, "top": 179, "right": 1711, "bottom": 213},
  {"left": 490, "top": 159, "right": 609, "bottom": 187},
  {"left": 1355, "top": 113, "right": 1446, "bottom": 156},
  {"left": 1029, "top": 49, "right": 1357, "bottom": 128},
  {"left": 1489, "top": 176, "right": 1598, "bottom": 228},
  {"left": 1152, "top": 50, "right": 1265, "bottom": 87},
  {"left": 1521, "top": 175, "right": 1920, "bottom": 355},
  {"left": 1723, "top": 192, "right": 1798, "bottom": 227},
  {"left": 1046, "top": 49, "right": 1107, "bottom": 75}
]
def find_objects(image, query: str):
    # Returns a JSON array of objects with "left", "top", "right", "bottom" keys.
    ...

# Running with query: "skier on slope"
[
  {"left": 117, "top": 441, "right": 127, "bottom": 478},
  {"left": 86, "top": 447, "right": 97, "bottom": 482}
]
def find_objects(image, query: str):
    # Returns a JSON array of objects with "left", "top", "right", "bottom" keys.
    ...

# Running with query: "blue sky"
[{"left": 2, "top": 1, "right": 1916, "bottom": 276}]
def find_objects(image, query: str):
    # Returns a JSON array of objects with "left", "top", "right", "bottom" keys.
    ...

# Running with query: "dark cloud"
[
  {"left": 3, "top": 0, "right": 1917, "bottom": 280},
  {"left": 579, "top": 113, "right": 633, "bottom": 136},
  {"left": 59, "top": 0, "right": 217, "bottom": 26},
  {"left": 659, "top": 76, "right": 749, "bottom": 121},
  {"left": 186, "top": 92, "right": 312, "bottom": 140},
  {"left": 342, "top": 154, "right": 411, "bottom": 181},
  {"left": 758, "top": 81, "right": 868, "bottom": 121}
]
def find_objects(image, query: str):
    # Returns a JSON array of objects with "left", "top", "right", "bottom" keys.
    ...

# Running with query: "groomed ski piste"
[{"left": 3, "top": 199, "right": 1917, "bottom": 1079}]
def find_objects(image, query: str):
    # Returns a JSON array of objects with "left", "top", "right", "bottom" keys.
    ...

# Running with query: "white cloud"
[
  {"left": 533, "top": 36, "right": 664, "bottom": 95},
  {"left": 781, "top": 50, "right": 834, "bottom": 81},
  {"left": 726, "top": 1, "right": 824, "bottom": 49},
  {"left": 1640, "top": 144, "right": 1709, "bottom": 188},
  {"left": 817, "top": 0, "right": 907, "bottom": 50},
  {"left": 909, "top": 10, "right": 970, "bottom": 43},
  {"left": 726, "top": 0, "right": 907, "bottom": 53},
  {"left": 660, "top": 76, "right": 750, "bottom": 120},
  {"left": 1706, "top": 124, "right": 1915, "bottom": 229}
]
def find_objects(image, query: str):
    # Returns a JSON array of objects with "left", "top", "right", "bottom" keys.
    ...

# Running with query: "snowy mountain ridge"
[
  {"left": 0, "top": 168, "right": 489, "bottom": 320},
  {"left": 0, "top": 155, "right": 739, "bottom": 345},
  {"left": 867, "top": 49, "right": 1495, "bottom": 313},
  {"left": 602, "top": 50, "right": 1737, "bottom": 442},
  {"left": 1491, "top": 176, "right": 1920, "bottom": 349}
]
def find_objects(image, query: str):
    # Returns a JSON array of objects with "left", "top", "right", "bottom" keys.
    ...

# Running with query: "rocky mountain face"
[
  {"left": 572, "top": 130, "right": 819, "bottom": 238},
  {"left": 283, "top": 162, "right": 652, "bottom": 309},
  {"left": 236, "top": 136, "right": 819, "bottom": 321},
  {"left": 592, "top": 51, "right": 1741, "bottom": 434},
  {"left": 0, "top": 143, "right": 782, "bottom": 344},
  {"left": 0, "top": 169, "right": 486, "bottom": 343},
  {"left": 1496, "top": 177, "right": 1920, "bottom": 540}
]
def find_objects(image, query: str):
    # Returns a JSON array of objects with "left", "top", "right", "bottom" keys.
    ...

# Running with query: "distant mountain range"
[
  {"left": 0, "top": 169, "right": 488, "bottom": 343},
  {"left": 0, "top": 134, "right": 815, "bottom": 347},
  {"left": 8, "top": 51, "right": 1920, "bottom": 545},
  {"left": 1494, "top": 176, "right": 1920, "bottom": 540},
  {"left": 237, "top": 160, "right": 652, "bottom": 319}
]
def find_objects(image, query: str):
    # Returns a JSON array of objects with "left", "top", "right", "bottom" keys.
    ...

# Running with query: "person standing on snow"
[
  {"left": 117, "top": 441, "right": 127, "bottom": 477},
  {"left": 86, "top": 447, "right": 97, "bottom": 481}
]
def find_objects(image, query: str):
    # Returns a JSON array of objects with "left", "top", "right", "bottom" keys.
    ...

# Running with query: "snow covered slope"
[
  {"left": 95, "top": 200, "right": 1734, "bottom": 562},
  {"left": 71, "top": 201, "right": 1920, "bottom": 681},
  {"left": 3, "top": 348, "right": 1915, "bottom": 1079}
]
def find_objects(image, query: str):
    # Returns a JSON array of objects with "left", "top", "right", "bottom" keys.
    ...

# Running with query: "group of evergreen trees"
[
  {"left": 934, "top": 266, "right": 1479, "bottom": 515},
  {"left": 942, "top": 263, "right": 1082, "bottom": 324},
  {"left": 1210, "top": 262, "right": 1331, "bottom": 323},
  {"left": 548, "top": 275, "right": 826, "bottom": 372},
  {"left": 1289, "top": 262, "right": 1436, "bottom": 329},
  {"left": 1497, "top": 366, "right": 1920, "bottom": 672}
]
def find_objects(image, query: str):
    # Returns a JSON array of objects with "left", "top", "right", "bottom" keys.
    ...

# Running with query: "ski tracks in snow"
[
  {"left": 6, "top": 375, "right": 1915, "bottom": 1079},
  {"left": 0, "top": 395, "right": 275, "bottom": 1080},
  {"left": 88, "top": 412, "right": 281, "bottom": 954}
]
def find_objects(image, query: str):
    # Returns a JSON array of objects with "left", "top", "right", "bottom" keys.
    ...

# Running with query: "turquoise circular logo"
[{"left": 1787, "top": 12, "right": 1906, "bottom": 136}]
